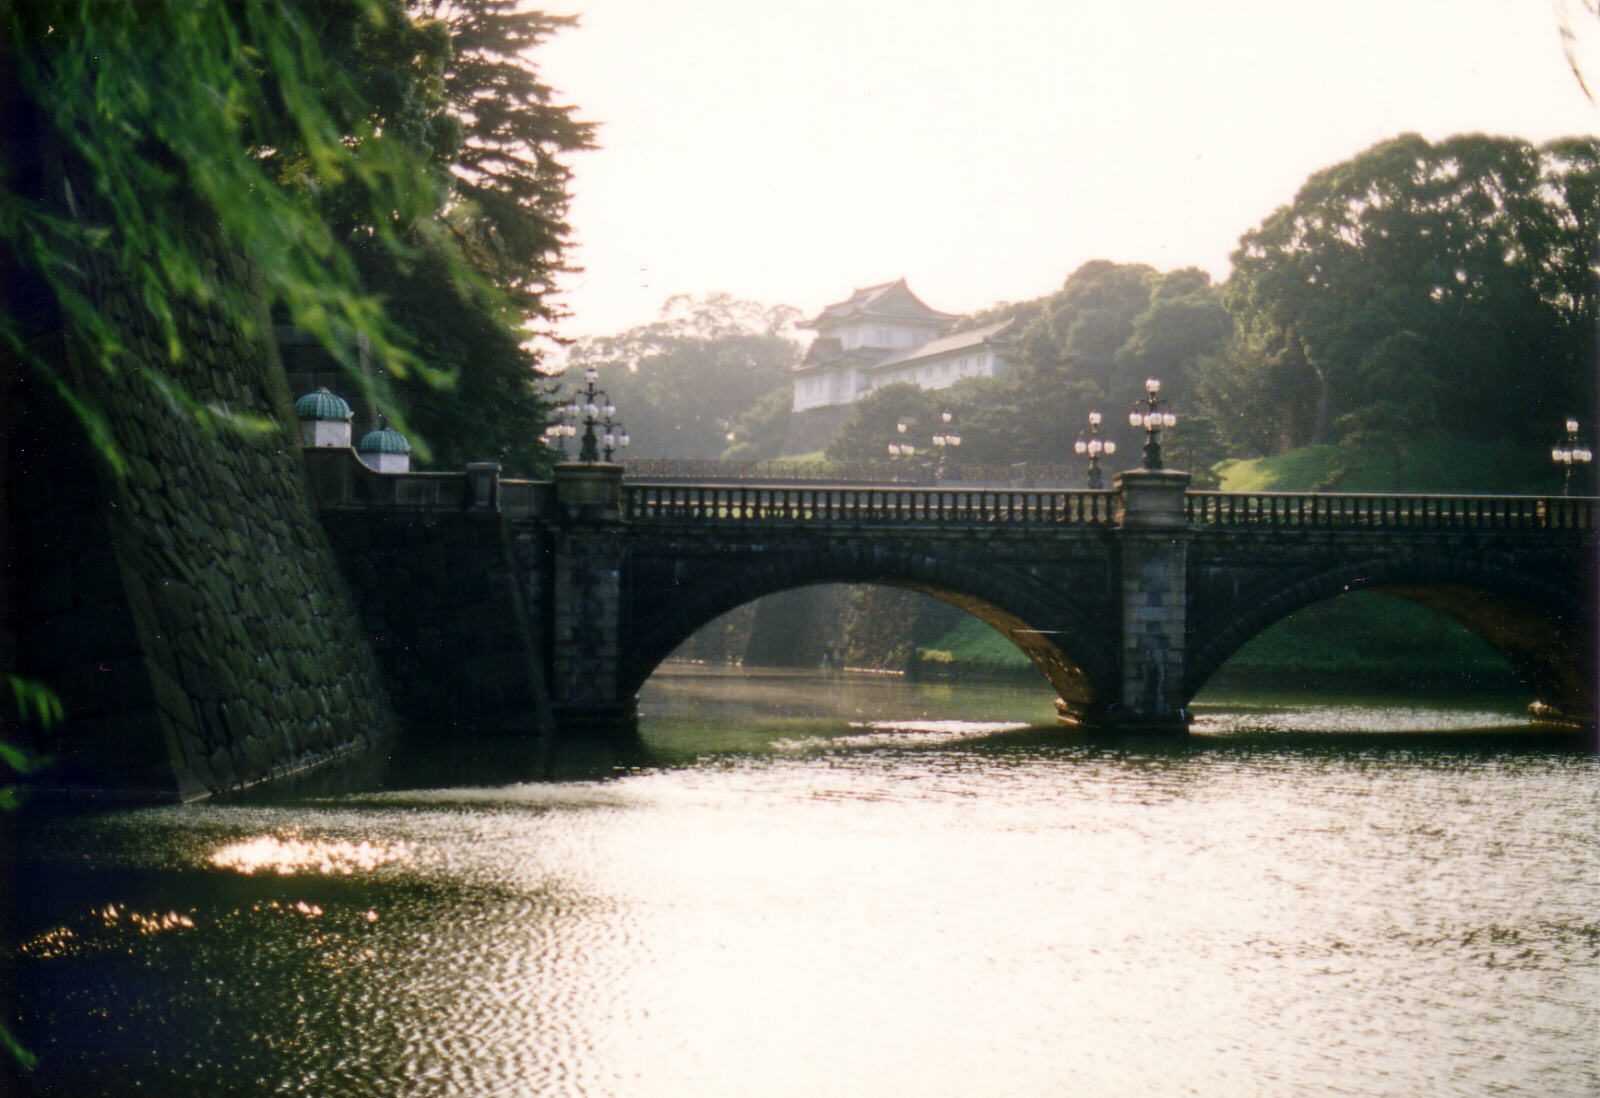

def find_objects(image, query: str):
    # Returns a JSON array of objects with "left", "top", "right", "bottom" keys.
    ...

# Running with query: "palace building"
[{"left": 790, "top": 279, "right": 1014, "bottom": 413}]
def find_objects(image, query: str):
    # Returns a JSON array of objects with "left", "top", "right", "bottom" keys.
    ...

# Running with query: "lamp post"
[
  {"left": 563, "top": 366, "right": 625, "bottom": 464},
  {"left": 1128, "top": 378, "right": 1177, "bottom": 471},
  {"left": 885, "top": 420, "right": 921, "bottom": 483},
  {"left": 542, "top": 420, "right": 577, "bottom": 460},
  {"left": 887, "top": 421, "right": 916, "bottom": 461},
  {"left": 1551, "top": 417, "right": 1593, "bottom": 496},
  {"left": 930, "top": 410, "right": 961, "bottom": 479},
  {"left": 602, "top": 418, "right": 630, "bottom": 463},
  {"left": 1073, "top": 410, "right": 1116, "bottom": 489}
]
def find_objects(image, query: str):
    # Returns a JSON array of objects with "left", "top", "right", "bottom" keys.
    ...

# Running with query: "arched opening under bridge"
[
  {"left": 626, "top": 562, "right": 1119, "bottom": 732},
  {"left": 638, "top": 583, "right": 1077, "bottom": 753},
  {"left": 1187, "top": 560, "right": 1593, "bottom": 728}
]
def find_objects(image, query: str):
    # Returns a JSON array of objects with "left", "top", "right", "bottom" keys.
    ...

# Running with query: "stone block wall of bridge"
[
  {"left": 308, "top": 452, "right": 552, "bottom": 737},
  {"left": 1181, "top": 499, "right": 1598, "bottom": 727}
]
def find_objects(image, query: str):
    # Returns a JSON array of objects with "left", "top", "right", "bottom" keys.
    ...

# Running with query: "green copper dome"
[
  {"left": 358, "top": 426, "right": 413, "bottom": 455},
  {"left": 294, "top": 387, "right": 352, "bottom": 421}
]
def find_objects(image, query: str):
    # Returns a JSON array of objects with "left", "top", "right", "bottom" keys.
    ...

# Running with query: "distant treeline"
[{"left": 578, "top": 133, "right": 1596, "bottom": 497}]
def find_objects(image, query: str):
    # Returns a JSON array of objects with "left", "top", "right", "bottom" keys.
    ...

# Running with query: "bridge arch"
[
  {"left": 1185, "top": 553, "right": 1595, "bottom": 723},
  {"left": 621, "top": 543, "right": 1120, "bottom": 723}
]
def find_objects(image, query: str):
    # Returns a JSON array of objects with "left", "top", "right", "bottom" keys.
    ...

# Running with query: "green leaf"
[
  {"left": 7, "top": 676, "right": 64, "bottom": 733},
  {"left": 1, "top": 1020, "right": 37, "bottom": 1071}
]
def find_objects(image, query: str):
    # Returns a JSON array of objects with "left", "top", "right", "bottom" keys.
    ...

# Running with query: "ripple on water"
[{"left": 10, "top": 683, "right": 1599, "bottom": 1098}]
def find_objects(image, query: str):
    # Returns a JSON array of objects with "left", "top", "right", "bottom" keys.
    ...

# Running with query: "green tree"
[
  {"left": 2, "top": 1, "right": 459, "bottom": 467},
  {"left": 817, "top": 263, "right": 1231, "bottom": 478},
  {"left": 2, "top": 0, "right": 512, "bottom": 1071},
  {"left": 301, "top": 0, "right": 595, "bottom": 473},
  {"left": 2, "top": 0, "right": 591, "bottom": 476},
  {"left": 563, "top": 295, "right": 800, "bottom": 460},
  {"left": 1220, "top": 133, "right": 1598, "bottom": 453},
  {"left": 1113, "top": 269, "right": 1234, "bottom": 405},
  {"left": 723, "top": 386, "right": 797, "bottom": 462},
  {"left": 1191, "top": 321, "right": 1318, "bottom": 458},
  {"left": 423, "top": 1, "right": 591, "bottom": 327},
  {"left": 824, "top": 383, "right": 940, "bottom": 466},
  {"left": 1008, "top": 260, "right": 1157, "bottom": 397}
]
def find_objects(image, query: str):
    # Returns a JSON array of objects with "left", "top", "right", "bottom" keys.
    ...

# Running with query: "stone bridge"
[{"left": 306, "top": 452, "right": 1598, "bottom": 736}]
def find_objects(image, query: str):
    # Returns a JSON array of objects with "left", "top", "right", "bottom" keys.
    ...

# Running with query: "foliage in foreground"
[
  {"left": 1, "top": 0, "right": 591, "bottom": 476},
  {"left": 3, "top": 2, "right": 436, "bottom": 464},
  {"left": 1, "top": 4, "right": 588, "bottom": 1066}
]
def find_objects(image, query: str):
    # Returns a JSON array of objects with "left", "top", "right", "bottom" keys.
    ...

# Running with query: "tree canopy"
[
  {"left": 562, "top": 294, "right": 801, "bottom": 461},
  {"left": 1, "top": 0, "right": 591, "bottom": 475},
  {"left": 1213, "top": 133, "right": 1598, "bottom": 456},
  {"left": 298, "top": 0, "right": 595, "bottom": 473},
  {"left": 820, "top": 261, "right": 1232, "bottom": 479}
]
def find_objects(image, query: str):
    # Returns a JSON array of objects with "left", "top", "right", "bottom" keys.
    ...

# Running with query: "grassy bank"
[
  {"left": 1214, "top": 435, "right": 1568, "bottom": 496},
  {"left": 914, "top": 593, "right": 1520, "bottom": 695}
]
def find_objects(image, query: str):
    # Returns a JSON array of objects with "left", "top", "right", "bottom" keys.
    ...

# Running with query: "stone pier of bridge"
[{"left": 1111, "top": 469, "right": 1192, "bottom": 732}]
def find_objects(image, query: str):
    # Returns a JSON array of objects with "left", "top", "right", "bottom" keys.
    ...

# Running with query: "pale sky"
[{"left": 536, "top": 0, "right": 1598, "bottom": 341}]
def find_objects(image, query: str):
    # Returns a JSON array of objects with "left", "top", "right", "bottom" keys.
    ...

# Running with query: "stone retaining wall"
[{"left": 4, "top": 244, "right": 397, "bottom": 799}]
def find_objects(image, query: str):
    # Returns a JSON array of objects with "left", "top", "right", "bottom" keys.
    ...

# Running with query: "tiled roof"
[
  {"left": 799, "top": 278, "right": 957, "bottom": 329},
  {"left": 865, "top": 319, "right": 1017, "bottom": 372},
  {"left": 793, "top": 342, "right": 890, "bottom": 373}
]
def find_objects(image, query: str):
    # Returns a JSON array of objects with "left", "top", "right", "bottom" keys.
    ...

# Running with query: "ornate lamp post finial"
[
  {"left": 1129, "top": 378, "right": 1177, "bottom": 471},
  {"left": 1552, "top": 417, "right": 1593, "bottom": 496},
  {"left": 1074, "top": 410, "right": 1116, "bottom": 488},
  {"left": 557, "top": 368, "right": 626, "bottom": 465}
]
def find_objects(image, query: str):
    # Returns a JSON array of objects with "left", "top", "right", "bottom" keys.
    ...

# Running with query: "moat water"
[{"left": 7, "top": 667, "right": 1598, "bottom": 1097}]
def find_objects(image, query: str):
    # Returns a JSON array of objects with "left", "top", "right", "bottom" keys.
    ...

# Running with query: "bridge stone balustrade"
[
  {"left": 1187, "top": 491, "right": 1594, "bottom": 529},
  {"left": 625, "top": 483, "right": 1117, "bottom": 525},
  {"left": 303, "top": 448, "right": 1598, "bottom": 738}
]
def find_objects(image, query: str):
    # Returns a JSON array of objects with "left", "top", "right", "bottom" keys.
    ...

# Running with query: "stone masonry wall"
[
  {"left": 4, "top": 247, "right": 396, "bottom": 798},
  {"left": 1118, "top": 533, "right": 1189, "bottom": 721},
  {"left": 319, "top": 509, "right": 551, "bottom": 735}
]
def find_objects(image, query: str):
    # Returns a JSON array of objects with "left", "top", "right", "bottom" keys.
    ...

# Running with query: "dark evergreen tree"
[{"left": 315, "top": 0, "right": 596, "bottom": 473}]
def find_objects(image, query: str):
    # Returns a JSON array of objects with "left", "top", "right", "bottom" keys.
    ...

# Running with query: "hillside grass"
[
  {"left": 1214, "top": 434, "right": 1568, "bottom": 496},
  {"left": 916, "top": 616, "right": 1034, "bottom": 676},
  {"left": 917, "top": 593, "right": 1518, "bottom": 694}
]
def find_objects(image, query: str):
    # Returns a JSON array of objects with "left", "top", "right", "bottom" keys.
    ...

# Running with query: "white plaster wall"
[{"left": 301, "top": 420, "right": 353, "bottom": 448}]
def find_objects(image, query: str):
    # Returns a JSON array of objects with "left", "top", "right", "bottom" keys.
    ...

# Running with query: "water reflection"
[
  {"left": 8, "top": 668, "right": 1598, "bottom": 1098},
  {"left": 208, "top": 834, "right": 416, "bottom": 876}
]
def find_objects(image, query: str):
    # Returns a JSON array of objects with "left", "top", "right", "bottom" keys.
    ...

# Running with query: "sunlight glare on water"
[{"left": 10, "top": 669, "right": 1598, "bottom": 1097}]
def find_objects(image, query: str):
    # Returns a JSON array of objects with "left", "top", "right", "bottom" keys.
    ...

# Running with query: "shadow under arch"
[
  {"left": 621, "top": 544, "right": 1119, "bottom": 724},
  {"left": 1185, "top": 554, "right": 1596, "bottom": 725}
]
